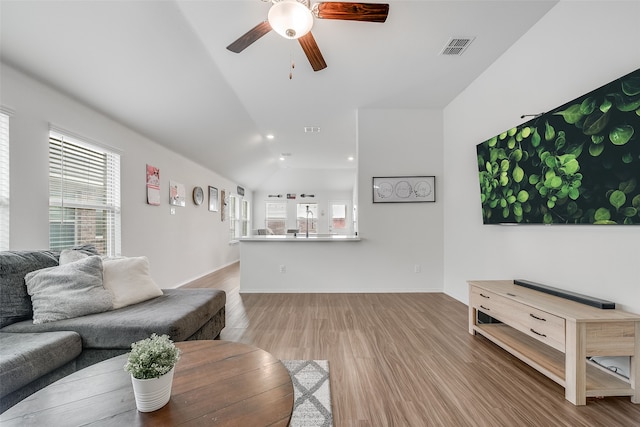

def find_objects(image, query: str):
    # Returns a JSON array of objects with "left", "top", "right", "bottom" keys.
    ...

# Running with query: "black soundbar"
[{"left": 514, "top": 279, "right": 616, "bottom": 309}]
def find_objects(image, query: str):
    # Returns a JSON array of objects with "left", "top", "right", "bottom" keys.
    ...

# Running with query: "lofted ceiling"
[{"left": 0, "top": 0, "right": 558, "bottom": 191}]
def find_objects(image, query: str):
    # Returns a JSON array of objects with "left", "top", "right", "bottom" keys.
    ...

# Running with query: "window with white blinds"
[
  {"left": 229, "top": 195, "right": 250, "bottom": 241},
  {"left": 265, "top": 202, "right": 286, "bottom": 235},
  {"left": 241, "top": 199, "right": 250, "bottom": 237},
  {"left": 0, "top": 112, "right": 9, "bottom": 251},
  {"left": 49, "top": 130, "right": 121, "bottom": 256},
  {"left": 229, "top": 195, "right": 239, "bottom": 240}
]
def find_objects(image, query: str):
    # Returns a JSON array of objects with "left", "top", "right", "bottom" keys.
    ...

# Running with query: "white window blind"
[
  {"left": 229, "top": 195, "right": 239, "bottom": 240},
  {"left": 229, "top": 196, "right": 250, "bottom": 240},
  {"left": 265, "top": 202, "right": 286, "bottom": 234},
  {"left": 48, "top": 130, "right": 121, "bottom": 256},
  {"left": 241, "top": 199, "right": 250, "bottom": 237},
  {"left": 0, "top": 112, "right": 9, "bottom": 251}
]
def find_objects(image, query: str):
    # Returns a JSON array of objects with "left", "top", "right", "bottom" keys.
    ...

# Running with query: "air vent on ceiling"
[
  {"left": 440, "top": 37, "right": 475, "bottom": 56},
  {"left": 304, "top": 126, "right": 321, "bottom": 133}
]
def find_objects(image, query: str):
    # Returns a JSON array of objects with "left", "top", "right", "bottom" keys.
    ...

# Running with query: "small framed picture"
[
  {"left": 169, "top": 180, "right": 186, "bottom": 207},
  {"left": 373, "top": 176, "right": 435, "bottom": 203},
  {"left": 208, "top": 186, "right": 219, "bottom": 212}
]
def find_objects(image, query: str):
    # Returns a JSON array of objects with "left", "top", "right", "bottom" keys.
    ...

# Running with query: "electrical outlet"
[
  {"left": 279, "top": 265, "right": 286, "bottom": 273},
  {"left": 170, "top": 207, "right": 176, "bottom": 215},
  {"left": 414, "top": 264, "right": 421, "bottom": 273}
]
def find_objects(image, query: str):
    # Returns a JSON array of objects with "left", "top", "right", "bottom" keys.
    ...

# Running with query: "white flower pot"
[{"left": 130, "top": 367, "right": 175, "bottom": 412}]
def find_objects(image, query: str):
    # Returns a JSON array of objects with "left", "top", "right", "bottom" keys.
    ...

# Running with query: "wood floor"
[{"left": 184, "top": 263, "right": 640, "bottom": 426}]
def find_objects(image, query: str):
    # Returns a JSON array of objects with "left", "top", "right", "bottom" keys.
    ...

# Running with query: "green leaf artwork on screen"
[{"left": 477, "top": 68, "right": 640, "bottom": 224}]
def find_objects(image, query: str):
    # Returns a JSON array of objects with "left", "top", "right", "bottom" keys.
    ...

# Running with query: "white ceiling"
[{"left": 0, "top": 0, "right": 558, "bottom": 191}]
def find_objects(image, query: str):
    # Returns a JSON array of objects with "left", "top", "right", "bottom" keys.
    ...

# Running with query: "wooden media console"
[{"left": 468, "top": 280, "right": 640, "bottom": 406}]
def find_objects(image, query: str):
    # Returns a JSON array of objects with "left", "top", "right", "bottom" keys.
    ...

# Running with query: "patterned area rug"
[{"left": 282, "top": 360, "right": 333, "bottom": 427}]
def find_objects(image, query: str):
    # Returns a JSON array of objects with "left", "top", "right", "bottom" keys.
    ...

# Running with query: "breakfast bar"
[{"left": 239, "top": 235, "right": 361, "bottom": 293}]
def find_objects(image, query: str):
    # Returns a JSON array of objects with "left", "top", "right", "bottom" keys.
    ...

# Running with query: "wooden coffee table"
[{"left": 0, "top": 340, "right": 294, "bottom": 426}]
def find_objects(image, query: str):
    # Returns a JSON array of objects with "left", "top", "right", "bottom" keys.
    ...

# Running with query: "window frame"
[
  {"left": 229, "top": 195, "right": 250, "bottom": 241},
  {"left": 265, "top": 201, "right": 287, "bottom": 235},
  {"left": 0, "top": 110, "right": 9, "bottom": 251},
  {"left": 229, "top": 195, "right": 239, "bottom": 240},
  {"left": 330, "top": 202, "right": 348, "bottom": 232},
  {"left": 241, "top": 198, "right": 250, "bottom": 237},
  {"left": 48, "top": 128, "right": 121, "bottom": 256}
]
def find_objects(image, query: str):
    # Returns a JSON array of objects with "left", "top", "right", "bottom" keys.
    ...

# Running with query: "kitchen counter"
[{"left": 240, "top": 234, "right": 360, "bottom": 242}]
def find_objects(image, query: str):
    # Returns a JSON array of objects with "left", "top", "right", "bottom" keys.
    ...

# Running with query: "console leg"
[
  {"left": 565, "top": 320, "right": 586, "bottom": 405},
  {"left": 632, "top": 322, "right": 639, "bottom": 404},
  {"left": 469, "top": 306, "right": 477, "bottom": 335}
]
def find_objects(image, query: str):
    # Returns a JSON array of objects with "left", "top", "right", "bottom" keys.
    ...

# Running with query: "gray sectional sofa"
[{"left": 0, "top": 248, "right": 226, "bottom": 413}]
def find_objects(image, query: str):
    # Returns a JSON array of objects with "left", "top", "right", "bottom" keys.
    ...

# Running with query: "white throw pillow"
[{"left": 102, "top": 256, "right": 163, "bottom": 309}]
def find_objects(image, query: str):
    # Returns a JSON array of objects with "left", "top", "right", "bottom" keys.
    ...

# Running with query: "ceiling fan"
[{"left": 226, "top": 0, "right": 389, "bottom": 72}]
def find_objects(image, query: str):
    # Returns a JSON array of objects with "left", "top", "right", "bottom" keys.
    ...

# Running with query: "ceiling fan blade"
[
  {"left": 226, "top": 21, "right": 272, "bottom": 53},
  {"left": 315, "top": 2, "right": 389, "bottom": 23},
  {"left": 298, "top": 32, "right": 327, "bottom": 72}
]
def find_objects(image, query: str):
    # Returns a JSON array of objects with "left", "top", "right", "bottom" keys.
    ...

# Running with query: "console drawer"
[
  {"left": 523, "top": 307, "right": 565, "bottom": 353},
  {"left": 523, "top": 307, "right": 565, "bottom": 352},
  {"left": 471, "top": 286, "right": 566, "bottom": 352},
  {"left": 471, "top": 287, "right": 521, "bottom": 326}
]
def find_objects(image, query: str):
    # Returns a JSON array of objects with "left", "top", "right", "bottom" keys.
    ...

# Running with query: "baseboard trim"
[
  {"left": 178, "top": 261, "right": 239, "bottom": 289},
  {"left": 239, "top": 288, "right": 443, "bottom": 294}
]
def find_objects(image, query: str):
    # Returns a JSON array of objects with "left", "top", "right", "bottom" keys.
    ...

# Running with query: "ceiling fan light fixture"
[{"left": 268, "top": 0, "right": 314, "bottom": 40}]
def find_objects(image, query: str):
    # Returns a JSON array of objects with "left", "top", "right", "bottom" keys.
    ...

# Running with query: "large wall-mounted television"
[{"left": 476, "top": 68, "right": 640, "bottom": 225}]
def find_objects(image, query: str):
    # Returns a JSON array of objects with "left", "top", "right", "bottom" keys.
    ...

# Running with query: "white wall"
[
  {"left": 240, "top": 108, "right": 444, "bottom": 292},
  {"left": 357, "top": 109, "right": 444, "bottom": 291},
  {"left": 2, "top": 63, "right": 245, "bottom": 288},
  {"left": 443, "top": 1, "right": 640, "bottom": 313}
]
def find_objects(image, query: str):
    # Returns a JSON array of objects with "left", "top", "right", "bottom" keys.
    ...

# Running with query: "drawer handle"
[
  {"left": 479, "top": 293, "right": 490, "bottom": 299},
  {"left": 530, "top": 328, "right": 547, "bottom": 338},
  {"left": 480, "top": 305, "right": 490, "bottom": 311},
  {"left": 529, "top": 313, "right": 546, "bottom": 322}
]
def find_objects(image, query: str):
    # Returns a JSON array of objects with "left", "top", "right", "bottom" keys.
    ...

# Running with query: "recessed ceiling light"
[
  {"left": 347, "top": 156, "right": 354, "bottom": 161},
  {"left": 266, "top": 134, "right": 275, "bottom": 140}
]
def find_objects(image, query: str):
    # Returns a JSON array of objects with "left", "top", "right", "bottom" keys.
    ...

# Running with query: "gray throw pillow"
[
  {"left": 25, "top": 256, "right": 113, "bottom": 324},
  {"left": 59, "top": 248, "right": 90, "bottom": 265},
  {"left": 0, "top": 250, "right": 59, "bottom": 328}
]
